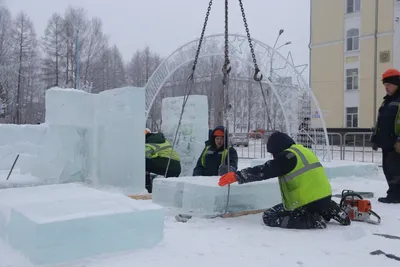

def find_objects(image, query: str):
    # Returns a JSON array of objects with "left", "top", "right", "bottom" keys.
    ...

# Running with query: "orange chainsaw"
[{"left": 339, "top": 190, "right": 381, "bottom": 225}]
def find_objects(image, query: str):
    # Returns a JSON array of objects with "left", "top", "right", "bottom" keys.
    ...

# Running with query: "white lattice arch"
[{"left": 144, "top": 33, "right": 331, "bottom": 160}]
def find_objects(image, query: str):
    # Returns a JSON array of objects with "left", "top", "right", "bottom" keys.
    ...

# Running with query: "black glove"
[
  {"left": 372, "top": 143, "right": 378, "bottom": 151},
  {"left": 218, "top": 165, "right": 236, "bottom": 176}
]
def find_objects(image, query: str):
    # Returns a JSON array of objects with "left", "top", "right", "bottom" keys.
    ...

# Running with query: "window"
[
  {"left": 346, "top": 107, "right": 358, "bottom": 128},
  {"left": 346, "top": 28, "right": 359, "bottom": 51},
  {"left": 346, "top": 0, "right": 361, "bottom": 14},
  {"left": 346, "top": 68, "right": 359, "bottom": 90}
]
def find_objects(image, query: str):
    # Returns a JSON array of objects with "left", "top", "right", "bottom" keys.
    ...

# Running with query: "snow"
[
  {"left": 1, "top": 162, "right": 399, "bottom": 266},
  {"left": 2, "top": 175, "right": 398, "bottom": 267},
  {"left": 0, "top": 183, "right": 164, "bottom": 266}
]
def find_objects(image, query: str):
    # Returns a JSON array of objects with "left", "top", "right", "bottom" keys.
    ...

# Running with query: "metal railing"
[{"left": 234, "top": 131, "right": 382, "bottom": 163}]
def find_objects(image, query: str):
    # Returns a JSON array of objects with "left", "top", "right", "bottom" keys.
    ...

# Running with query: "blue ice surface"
[
  {"left": 152, "top": 176, "right": 281, "bottom": 216},
  {"left": 0, "top": 183, "right": 164, "bottom": 266}
]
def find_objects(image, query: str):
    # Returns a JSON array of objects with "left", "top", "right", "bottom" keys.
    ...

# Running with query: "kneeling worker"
[
  {"left": 218, "top": 131, "right": 350, "bottom": 229},
  {"left": 145, "top": 129, "right": 181, "bottom": 193}
]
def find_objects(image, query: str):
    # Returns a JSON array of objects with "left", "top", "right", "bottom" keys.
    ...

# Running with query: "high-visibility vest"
[
  {"left": 201, "top": 145, "right": 230, "bottom": 167},
  {"left": 279, "top": 144, "right": 332, "bottom": 211},
  {"left": 146, "top": 140, "right": 180, "bottom": 161}
]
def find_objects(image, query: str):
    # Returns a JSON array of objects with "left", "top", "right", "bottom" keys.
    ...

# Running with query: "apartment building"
[{"left": 310, "top": 0, "right": 400, "bottom": 129}]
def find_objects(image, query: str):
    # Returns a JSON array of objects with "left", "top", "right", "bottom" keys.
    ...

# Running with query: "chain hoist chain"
[
  {"left": 222, "top": 0, "right": 231, "bottom": 85},
  {"left": 191, "top": 0, "right": 213, "bottom": 78},
  {"left": 238, "top": 0, "right": 263, "bottom": 82}
]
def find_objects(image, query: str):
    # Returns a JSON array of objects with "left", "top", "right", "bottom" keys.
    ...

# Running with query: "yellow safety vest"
[
  {"left": 279, "top": 144, "right": 332, "bottom": 211},
  {"left": 374, "top": 100, "right": 400, "bottom": 135},
  {"left": 201, "top": 145, "right": 230, "bottom": 167},
  {"left": 146, "top": 140, "right": 180, "bottom": 161}
]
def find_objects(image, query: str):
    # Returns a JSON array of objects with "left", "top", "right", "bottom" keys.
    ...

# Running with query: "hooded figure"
[
  {"left": 217, "top": 131, "right": 350, "bottom": 230},
  {"left": 371, "top": 68, "right": 400, "bottom": 203},
  {"left": 193, "top": 126, "right": 238, "bottom": 177}
]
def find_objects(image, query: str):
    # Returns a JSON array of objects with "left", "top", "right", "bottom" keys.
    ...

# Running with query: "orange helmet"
[
  {"left": 382, "top": 68, "right": 400, "bottom": 80},
  {"left": 145, "top": 128, "right": 151, "bottom": 135}
]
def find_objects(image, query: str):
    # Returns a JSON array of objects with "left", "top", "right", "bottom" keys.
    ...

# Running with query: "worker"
[
  {"left": 193, "top": 126, "right": 238, "bottom": 176},
  {"left": 145, "top": 128, "right": 181, "bottom": 193},
  {"left": 217, "top": 131, "right": 351, "bottom": 229},
  {"left": 371, "top": 68, "right": 400, "bottom": 203}
]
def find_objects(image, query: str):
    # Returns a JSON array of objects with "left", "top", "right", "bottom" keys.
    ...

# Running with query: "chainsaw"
[{"left": 339, "top": 190, "right": 381, "bottom": 225}]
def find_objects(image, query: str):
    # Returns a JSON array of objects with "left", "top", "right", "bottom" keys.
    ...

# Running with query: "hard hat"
[
  {"left": 382, "top": 68, "right": 400, "bottom": 80},
  {"left": 145, "top": 128, "right": 151, "bottom": 134}
]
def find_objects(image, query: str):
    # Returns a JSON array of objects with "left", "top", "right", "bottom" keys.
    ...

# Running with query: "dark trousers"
[
  {"left": 145, "top": 157, "right": 181, "bottom": 193},
  {"left": 262, "top": 197, "right": 349, "bottom": 229},
  {"left": 382, "top": 149, "right": 400, "bottom": 197}
]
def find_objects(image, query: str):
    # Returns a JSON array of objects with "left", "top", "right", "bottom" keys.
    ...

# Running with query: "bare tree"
[
  {"left": 42, "top": 12, "right": 64, "bottom": 88},
  {"left": 11, "top": 12, "right": 37, "bottom": 124}
]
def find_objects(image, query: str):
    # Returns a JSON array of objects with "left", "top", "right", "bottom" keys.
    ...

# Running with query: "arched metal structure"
[{"left": 144, "top": 33, "right": 331, "bottom": 161}]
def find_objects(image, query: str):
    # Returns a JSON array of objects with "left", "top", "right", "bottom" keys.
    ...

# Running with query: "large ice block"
[
  {"left": 92, "top": 87, "right": 145, "bottom": 195},
  {"left": 0, "top": 183, "right": 164, "bottom": 266},
  {"left": 45, "top": 87, "right": 96, "bottom": 128},
  {"left": 161, "top": 95, "right": 209, "bottom": 176},
  {"left": 251, "top": 159, "right": 379, "bottom": 179},
  {"left": 152, "top": 176, "right": 281, "bottom": 216},
  {"left": 27, "top": 125, "right": 92, "bottom": 183},
  {"left": 0, "top": 124, "right": 46, "bottom": 146}
]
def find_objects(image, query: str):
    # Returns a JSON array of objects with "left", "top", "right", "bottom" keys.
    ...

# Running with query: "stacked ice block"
[
  {"left": 152, "top": 176, "right": 281, "bottom": 216},
  {"left": 161, "top": 95, "right": 208, "bottom": 176},
  {"left": 0, "top": 183, "right": 164, "bottom": 266},
  {"left": 18, "top": 86, "right": 146, "bottom": 194}
]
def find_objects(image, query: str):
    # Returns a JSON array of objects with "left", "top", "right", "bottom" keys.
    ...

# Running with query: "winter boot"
[{"left": 322, "top": 200, "right": 351, "bottom": 226}]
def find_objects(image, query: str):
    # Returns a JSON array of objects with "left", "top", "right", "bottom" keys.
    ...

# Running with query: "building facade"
[{"left": 310, "top": 0, "right": 400, "bottom": 129}]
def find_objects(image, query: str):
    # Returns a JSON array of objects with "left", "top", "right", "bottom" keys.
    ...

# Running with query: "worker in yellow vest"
[
  {"left": 145, "top": 128, "right": 181, "bottom": 193},
  {"left": 193, "top": 126, "right": 238, "bottom": 176},
  {"left": 218, "top": 131, "right": 350, "bottom": 229}
]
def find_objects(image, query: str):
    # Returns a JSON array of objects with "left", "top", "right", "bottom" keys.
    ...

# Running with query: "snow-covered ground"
[{"left": 1, "top": 160, "right": 399, "bottom": 267}]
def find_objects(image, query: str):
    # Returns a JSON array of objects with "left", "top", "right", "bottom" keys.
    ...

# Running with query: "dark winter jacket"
[
  {"left": 371, "top": 90, "right": 400, "bottom": 149},
  {"left": 235, "top": 131, "right": 298, "bottom": 183},
  {"left": 193, "top": 126, "right": 238, "bottom": 176},
  {"left": 145, "top": 132, "right": 181, "bottom": 176},
  {"left": 204, "top": 129, "right": 213, "bottom": 147}
]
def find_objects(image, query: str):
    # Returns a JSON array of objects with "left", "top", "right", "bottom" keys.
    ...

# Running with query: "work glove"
[
  {"left": 218, "top": 165, "right": 236, "bottom": 175},
  {"left": 395, "top": 142, "right": 400, "bottom": 153},
  {"left": 218, "top": 171, "right": 237, "bottom": 186}
]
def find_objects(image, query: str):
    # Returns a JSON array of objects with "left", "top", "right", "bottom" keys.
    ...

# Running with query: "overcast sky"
[{"left": 4, "top": 0, "right": 310, "bottom": 79}]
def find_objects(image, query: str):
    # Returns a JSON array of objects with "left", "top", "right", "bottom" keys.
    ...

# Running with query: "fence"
[{"left": 233, "top": 131, "right": 382, "bottom": 163}]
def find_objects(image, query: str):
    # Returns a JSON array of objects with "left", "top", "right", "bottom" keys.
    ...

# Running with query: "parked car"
[
  {"left": 249, "top": 129, "right": 265, "bottom": 139},
  {"left": 229, "top": 133, "right": 249, "bottom": 147}
]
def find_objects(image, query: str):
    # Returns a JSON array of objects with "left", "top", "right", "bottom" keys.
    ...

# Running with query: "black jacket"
[
  {"left": 145, "top": 132, "right": 181, "bottom": 176},
  {"left": 372, "top": 90, "right": 400, "bottom": 149},
  {"left": 236, "top": 131, "right": 298, "bottom": 184},
  {"left": 193, "top": 126, "right": 238, "bottom": 176}
]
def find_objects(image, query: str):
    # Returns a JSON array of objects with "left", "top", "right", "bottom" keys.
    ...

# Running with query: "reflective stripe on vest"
[
  {"left": 279, "top": 144, "right": 331, "bottom": 211},
  {"left": 201, "top": 145, "right": 229, "bottom": 167},
  {"left": 146, "top": 141, "right": 180, "bottom": 161},
  {"left": 281, "top": 146, "right": 323, "bottom": 182}
]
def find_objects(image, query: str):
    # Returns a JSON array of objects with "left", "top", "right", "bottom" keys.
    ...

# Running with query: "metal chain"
[
  {"left": 164, "top": 0, "right": 213, "bottom": 177},
  {"left": 222, "top": 0, "right": 231, "bottom": 85},
  {"left": 191, "top": 0, "right": 213, "bottom": 78},
  {"left": 238, "top": 0, "right": 263, "bottom": 82}
]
